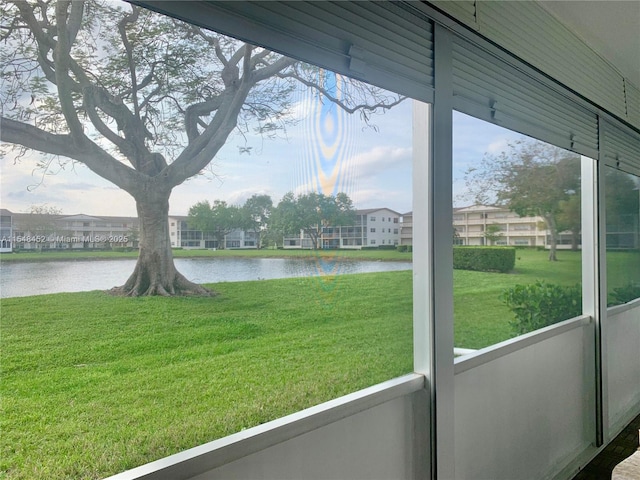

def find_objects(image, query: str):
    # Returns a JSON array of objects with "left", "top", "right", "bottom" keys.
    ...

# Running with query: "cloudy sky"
[{"left": 0, "top": 100, "right": 524, "bottom": 218}]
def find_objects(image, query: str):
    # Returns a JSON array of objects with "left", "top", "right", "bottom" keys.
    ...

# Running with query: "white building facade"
[
  {"left": 168, "top": 216, "right": 258, "bottom": 249},
  {"left": 282, "top": 208, "right": 403, "bottom": 249},
  {"left": 6, "top": 212, "right": 138, "bottom": 250},
  {"left": 453, "top": 205, "right": 547, "bottom": 247},
  {"left": 0, "top": 209, "right": 13, "bottom": 253}
]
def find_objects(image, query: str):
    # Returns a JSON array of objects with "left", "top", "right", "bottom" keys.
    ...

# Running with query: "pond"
[{"left": 0, "top": 256, "right": 412, "bottom": 298}]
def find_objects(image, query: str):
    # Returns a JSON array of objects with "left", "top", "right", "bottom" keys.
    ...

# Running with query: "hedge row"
[
  {"left": 453, "top": 246, "right": 515, "bottom": 273},
  {"left": 396, "top": 245, "right": 413, "bottom": 253}
]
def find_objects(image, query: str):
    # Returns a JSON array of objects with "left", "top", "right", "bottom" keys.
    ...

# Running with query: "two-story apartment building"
[
  {"left": 283, "top": 207, "right": 403, "bottom": 249},
  {"left": 168, "top": 216, "right": 258, "bottom": 249},
  {"left": 2, "top": 210, "right": 259, "bottom": 251},
  {"left": 6, "top": 211, "right": 138, "bottom": 250},
  {"left": 453, "top": 205, "right": 547, "bottom": 247}
]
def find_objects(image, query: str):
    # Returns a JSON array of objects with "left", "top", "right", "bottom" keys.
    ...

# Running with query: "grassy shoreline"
[{"left": 0, "top": 247, "right": 412, "bottom": 263}]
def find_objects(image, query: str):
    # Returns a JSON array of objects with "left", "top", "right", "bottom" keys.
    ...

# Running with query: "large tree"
[
  {"left": 464, "top": 140, "right": 580, "bottom": 261},
  {"left": 0, "top": 0, "right": 402, "bottom": 295}
]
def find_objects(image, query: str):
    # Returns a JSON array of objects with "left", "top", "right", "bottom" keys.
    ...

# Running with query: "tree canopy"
[
  {"left": 242, "top": 194, "right": 273, "bottom": 247},
  {"left": 272, "top": 192, "right": 355, "bottom": 249},
  {"left": 1, "top": 0, "right": 402, "bottom": 295},
  {"left": 188, "top": 199, "right": 245, "bottom": 249},
  {"left": 464, "top": 139, "right": 581, "bottom": 260}
]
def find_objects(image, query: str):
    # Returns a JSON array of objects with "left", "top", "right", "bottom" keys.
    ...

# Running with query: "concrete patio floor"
[{"left": 571, "top": 413, "right": 640, "bottom": 480}]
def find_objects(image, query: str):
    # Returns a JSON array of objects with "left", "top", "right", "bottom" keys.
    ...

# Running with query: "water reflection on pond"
[{"left": 0, "top": 256, "right": 411, "bottom": 298}]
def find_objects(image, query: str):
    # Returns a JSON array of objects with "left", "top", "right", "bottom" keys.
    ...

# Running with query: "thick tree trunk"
[
  {"left": 545, "top": 215, "right": 558, "bottom": 261},
  {"left": 110, "top": 193, "right": 213, "bottom": 297}
]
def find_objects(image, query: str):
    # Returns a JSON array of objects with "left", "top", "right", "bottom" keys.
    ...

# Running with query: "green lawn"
[
  {"left": 454, "top": 248, "right": 583, "bottom": 348},
  {"left": 1, "top": 248, "right": 638, "bottom": 479},
  {"left": 453, "top": 248, "right": 640, "bottom": 348},
  {"left": 1, "top": 272, "right": 413, "bottom": 480}
]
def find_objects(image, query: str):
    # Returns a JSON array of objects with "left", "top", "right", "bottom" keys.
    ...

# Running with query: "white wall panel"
[
  {"left": 191, "top": 393, "right": 424, "bottom": 480},
  {"left": 104, "top": 375, "right": 428, "bottom": 480},
  {"left": 607, "top": 301, "right": 640, "bottom": 434},
  {"left": 454, "top": 318, "right": 596, "bottom": 480}
]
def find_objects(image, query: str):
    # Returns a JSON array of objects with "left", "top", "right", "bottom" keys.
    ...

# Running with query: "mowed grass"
[
  {"left": 454, "top": 248, "right": 583, "bottom": 348},
  {"left": 454, "top": 249, "right": 640, "bottom": 348},
  {"left": 2, "top": 249, "right": 639, "bottom": 478},
  {"left": 1, "top": 272, "right": 413, "bottom": 480}
]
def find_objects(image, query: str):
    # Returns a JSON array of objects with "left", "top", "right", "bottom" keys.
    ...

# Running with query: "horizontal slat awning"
[
  {"left": 452, "top": 34, "right": 600, "bottom": 158},
  {"left": 133, "top": 1, "right": 435, "bottom": 102}
]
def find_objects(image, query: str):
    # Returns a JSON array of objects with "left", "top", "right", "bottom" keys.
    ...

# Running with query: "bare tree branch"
[
  {"left": 1, "top": 116, "right": 144, "bottom": 192},
  {"left": 279, "top": 69, "right": 404, "bottom": 115}
]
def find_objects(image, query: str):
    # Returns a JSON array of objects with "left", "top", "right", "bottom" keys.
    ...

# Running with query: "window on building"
[
  {"left": 370, "top": 216, "right": 376, "bottom": 221},
  {"left": 371, "top": 228, "right": 376, "bottom": 233}
]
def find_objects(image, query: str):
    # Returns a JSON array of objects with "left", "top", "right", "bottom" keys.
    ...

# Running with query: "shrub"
[
  {"left": 396, "top": 245, "right": 407, "bottom": 252},
  {"left": 609, "top": 283, "right": 640, "bottom": 306},
  {"left": 502, "top": 281, "right": 582, "bottom": 335},
  {"left": 453, "top": 246, "right": 515, "bottom": 273}
]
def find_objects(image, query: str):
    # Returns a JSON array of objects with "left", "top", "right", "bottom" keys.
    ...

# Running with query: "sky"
[{"left": 0, "top": 106, "right": 526, "bottom": 218}]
